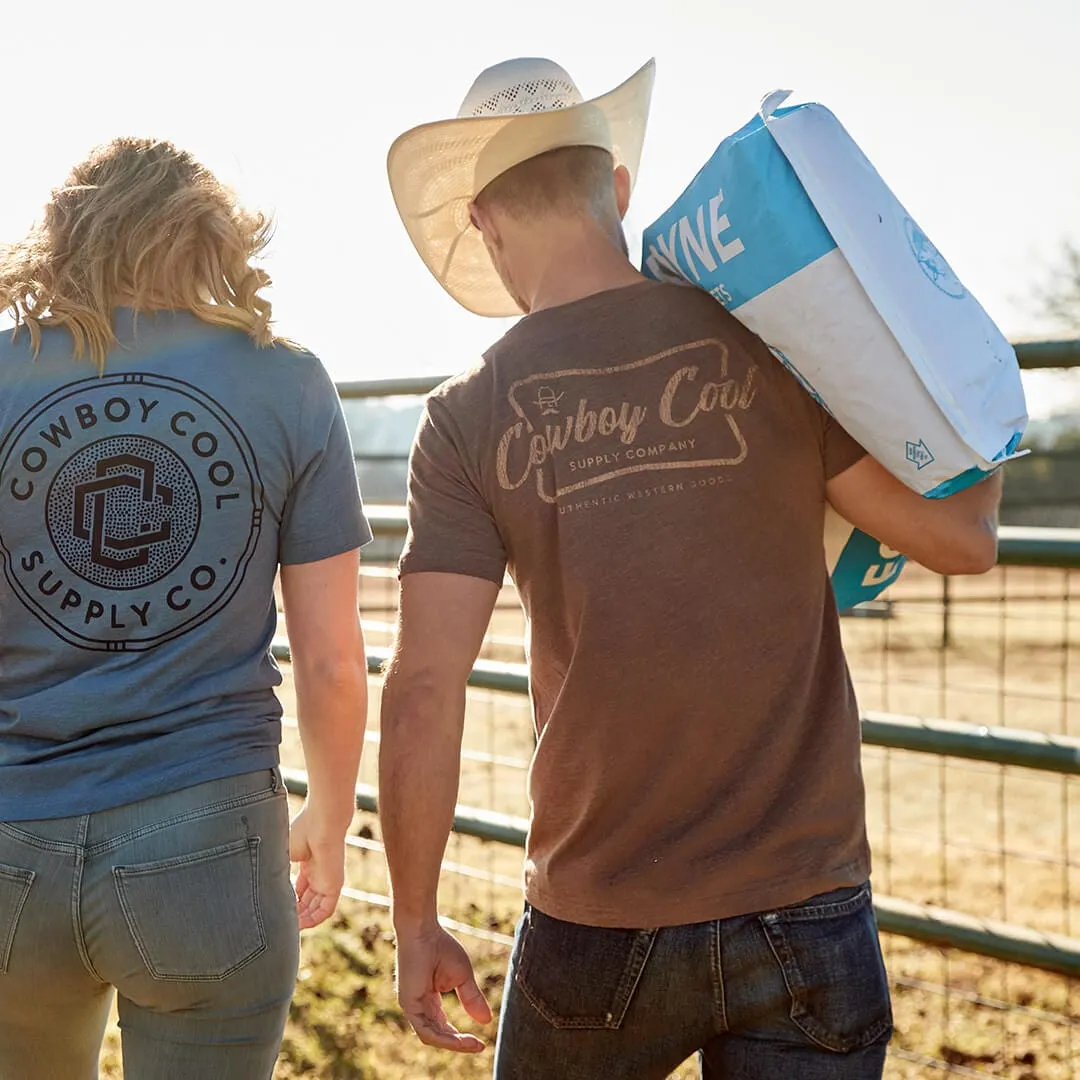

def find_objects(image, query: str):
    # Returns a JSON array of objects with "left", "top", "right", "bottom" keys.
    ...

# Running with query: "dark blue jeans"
[{"left": 493, "top": 882, "right": 892, "bottom": 1079}]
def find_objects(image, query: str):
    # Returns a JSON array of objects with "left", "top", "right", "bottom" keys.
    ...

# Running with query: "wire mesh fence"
[
  {"left": 275, "top": 554, "right": 1080, "bottom": 1078},
  {"left": 849, "top": 564, "right": 1080, "bottom": 1076}
]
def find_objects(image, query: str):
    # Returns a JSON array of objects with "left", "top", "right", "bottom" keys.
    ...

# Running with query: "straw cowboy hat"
[{"left": 387, "top": 57, "right": 656, "bottom": 317}]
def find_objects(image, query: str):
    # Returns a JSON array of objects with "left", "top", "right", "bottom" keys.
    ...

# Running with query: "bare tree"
[{"left": 1040, "top": 242, "right": 1080, "bottom": 331}]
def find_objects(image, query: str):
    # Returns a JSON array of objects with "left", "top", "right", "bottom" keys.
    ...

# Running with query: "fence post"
[{"left": 941, "top": 575, "right": 951, "bottom": 650}]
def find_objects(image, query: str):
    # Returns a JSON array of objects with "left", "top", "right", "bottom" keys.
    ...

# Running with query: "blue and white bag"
[
  {"left": 825, "top": 507, "right": 905, "bottom": 611},
  {"left": 641, "top": 90, "right": 1027, "bottom": 605},
  {"left": 641, "top": 90, "right": 1027, "bottom": 495}
]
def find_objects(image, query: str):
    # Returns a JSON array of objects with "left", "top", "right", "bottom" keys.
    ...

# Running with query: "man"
[{"left": 378, "top": 58, "right": 1002, "bottom": 1079}]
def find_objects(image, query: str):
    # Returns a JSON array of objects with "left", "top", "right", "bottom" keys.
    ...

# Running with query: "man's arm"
[
  {"left": 280, "top": 549, "right": 368, "bottom": 929},
  {"left": 379, "top": 570, "right": 501, "bottom": 1053},
  {"left": 827, "top": 455, "right": 1003, "bottom": 576}
]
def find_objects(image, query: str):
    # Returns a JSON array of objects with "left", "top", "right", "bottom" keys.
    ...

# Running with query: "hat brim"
[{"left": 387, "top": 59, "right": 656, "bottom": 318}]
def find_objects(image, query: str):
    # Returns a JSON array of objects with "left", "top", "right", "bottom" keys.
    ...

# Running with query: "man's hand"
[
  {"left": 394, "top": 924, "right": 493, "bottom": 1053},
  {"left": 289, "top": 803, "right": 349, "bottom": 930}
]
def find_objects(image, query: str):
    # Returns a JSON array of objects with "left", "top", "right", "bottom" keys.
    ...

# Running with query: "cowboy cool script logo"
[
  {"left": 0, "top": 374, "right": 263, "bottom": 650},
  {"left": 496, "top": 338, "right": 758, "bottom": 506}
]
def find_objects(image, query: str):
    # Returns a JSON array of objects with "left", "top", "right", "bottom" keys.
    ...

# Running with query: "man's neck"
[{"left": 512, "top": 220, "right": 645, "bottom": 314}]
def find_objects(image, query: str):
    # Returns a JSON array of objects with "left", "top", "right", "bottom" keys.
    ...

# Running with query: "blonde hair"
[{"left": 0, "top": 137, "right": 285, "bottom": 370}]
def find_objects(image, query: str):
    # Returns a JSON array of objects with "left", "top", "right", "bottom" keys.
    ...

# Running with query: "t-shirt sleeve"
[
  {"left": 398, "top": 395, "right": 507, "bottom": 584},
  {"left": 749, "top": 327, "right": 867, "bottom": 483},
  {"left": 279, "top": 358, "right": 372, "bottom": 565},
  {"left": 821, "top": 410, "right": 868, "bottom": 480}
]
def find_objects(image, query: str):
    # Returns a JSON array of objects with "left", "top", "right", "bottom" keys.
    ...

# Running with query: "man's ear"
[
  {"left": 614, "top": 165, "right": 632, "bottom": 220},
  {"left": 469, "top": 200, "right": 494, "bottom": 237},
  {"left": 470, "top": 199, "right": 508, "bottom": 256}
]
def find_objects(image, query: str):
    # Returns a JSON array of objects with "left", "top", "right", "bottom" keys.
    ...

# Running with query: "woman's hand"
[{"left": 289, "top": 802, "right": 351, "bottom": 929}]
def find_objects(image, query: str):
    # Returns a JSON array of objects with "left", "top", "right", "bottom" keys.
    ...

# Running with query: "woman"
[{"left": 0, "top": 138, "right": 370, "bottom": 1079}]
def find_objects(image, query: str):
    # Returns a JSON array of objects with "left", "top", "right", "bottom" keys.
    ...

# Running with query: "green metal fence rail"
[
  {"left": 871, "top": 898, "right": 1080, "bottom": 980},
  {"left": 274, "top": 639, "right": 1080, "bottom": 776},
  {"left": 860, "top": 711, "right": 1080, "bottom": 773},
  {"left": 359, "top": 507, "right": 1080, "bottom": 570},
  {"left": 996, "top": 525, "right": 1080, "bottom": 568},
  {"left": 271, "top": 635, "right": 1080, "bottom": 979},
  {"left": 333, "top": 337, "right": 1080, "bottom": 403},
  {"left": 1010, "top": 338, "right": 1080, "bottom": 370},
  {"left": 273, "top": 640, "right": 1080, "bottom": 774},
  {"left": 279, "top": 761, "right": 1080, "bottom": 980}
]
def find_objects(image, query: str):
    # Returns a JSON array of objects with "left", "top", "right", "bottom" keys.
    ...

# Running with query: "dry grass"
[
  {"left": 98, "top": 563, "right": 1080, "bottom": 1077},
  {"left": 97, "top": 900, "right": 1077, "bottom": 1079}
]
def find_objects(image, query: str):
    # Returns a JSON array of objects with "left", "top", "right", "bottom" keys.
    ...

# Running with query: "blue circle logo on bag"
[
  {"left": 0, "top": 374, "right": 263, "bottom": 651},
  {"left": 904, "top": 217, "right": 966, "bottom": 299}
]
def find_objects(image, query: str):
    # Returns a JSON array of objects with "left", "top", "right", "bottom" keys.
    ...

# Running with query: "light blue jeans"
[{"left": 0, "top": 768, "right": 299, "bottom": 1080}]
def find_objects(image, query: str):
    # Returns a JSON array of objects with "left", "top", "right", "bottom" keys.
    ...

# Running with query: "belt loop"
[{"left": 269, "top": 767, "right": 280, "bottom": 793}]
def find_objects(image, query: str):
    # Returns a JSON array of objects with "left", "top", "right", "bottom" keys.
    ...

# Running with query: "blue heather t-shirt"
[{"left": 0, "top": 310, "right": 371, "bottom": 820}]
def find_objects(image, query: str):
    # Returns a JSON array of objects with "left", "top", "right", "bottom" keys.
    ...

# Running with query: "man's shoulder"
[
  {"left": 617, "top": 278, "right": 736, "bottom": 320},
  {"left": 424, "top": 280, "right": 777, "bottom": 413},
  {"left": 426, "top": 352, "right": 499, "bottom": 416},
  {"left": 649, "top": 280, "right": 764, "bottom": 342}
]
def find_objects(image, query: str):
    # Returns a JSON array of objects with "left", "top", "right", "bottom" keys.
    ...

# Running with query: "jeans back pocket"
[
  {"left": 114, "top": 837, "right": 266, "bottom": 981},
  {"left": 0, "top": 863, "right": 34, "bottom": 974},
  {"left": 759, "top": 883, "right": 893, "bottom": 1053},
  {"left": 514, "top": 906, "right": 657, "bottom": 1030}
]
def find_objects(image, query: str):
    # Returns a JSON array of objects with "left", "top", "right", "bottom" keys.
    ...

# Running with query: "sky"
[{"left": 3, "top": 0, "right": 1079, "bottom": 416}]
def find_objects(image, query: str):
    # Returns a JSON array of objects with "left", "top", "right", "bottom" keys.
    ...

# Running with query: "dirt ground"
[{"left": 99, "top": 562, "right": 1080, "bottom": 1077}]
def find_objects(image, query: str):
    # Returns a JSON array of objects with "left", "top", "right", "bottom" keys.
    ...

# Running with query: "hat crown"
[{"left": 457, "top": 58, "right": 584, "bottom": 119}]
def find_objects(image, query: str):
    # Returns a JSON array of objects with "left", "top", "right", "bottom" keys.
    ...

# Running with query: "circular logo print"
[
  {"left": 0, "top": 374, "right": 263, "bottom": 651},
  {"left": 48, "top": 435, "right": 201, "bottom": 590},
  {"left": 904, "top": 216, "right": 966, "bottom": 299}
]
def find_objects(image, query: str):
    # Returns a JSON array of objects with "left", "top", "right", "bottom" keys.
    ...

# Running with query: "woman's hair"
[{"left": 0, "top": 137, "right": 284, "bottom": 370}]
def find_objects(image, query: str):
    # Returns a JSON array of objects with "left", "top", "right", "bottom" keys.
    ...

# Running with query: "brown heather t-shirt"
[{"left": 400, "top": 279, "right": 870, "bottom": 928}]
